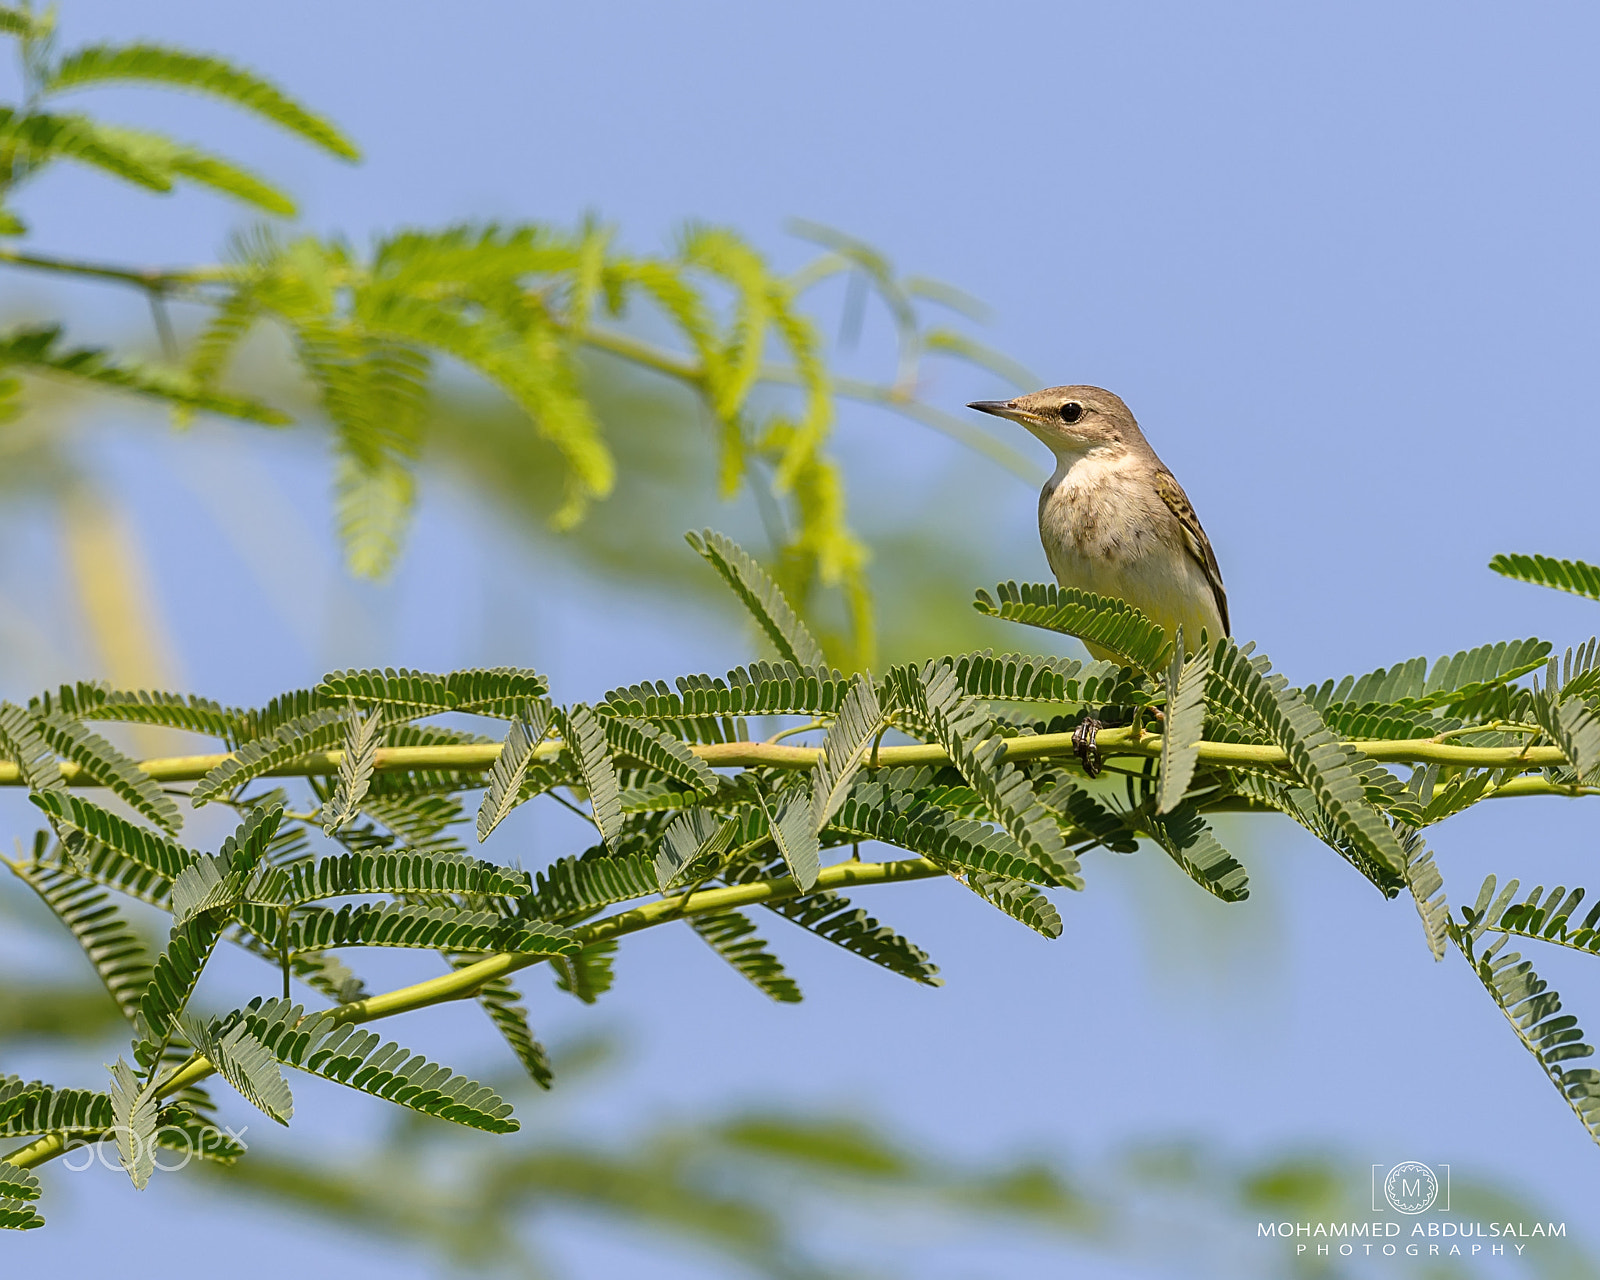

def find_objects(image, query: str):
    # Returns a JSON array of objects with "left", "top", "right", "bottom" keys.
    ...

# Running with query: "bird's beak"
[{"left": 968, "top": 399, "right": 1038, "bottom": 427}]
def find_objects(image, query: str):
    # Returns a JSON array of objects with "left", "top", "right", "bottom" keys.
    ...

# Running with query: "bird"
[{"left": 968, "top": 385, "right": 1228, "bottom": 774}]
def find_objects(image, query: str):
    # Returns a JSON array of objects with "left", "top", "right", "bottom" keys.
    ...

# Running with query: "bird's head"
[{"left": 967, "top": 385, "right": 1140, "bottom": 458}]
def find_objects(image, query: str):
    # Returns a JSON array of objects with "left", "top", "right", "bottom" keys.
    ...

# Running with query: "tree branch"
[
  {"left": 0, "top": 729, "right": 1579, "bottom": 789},
  {"left": 0, "top": 855, "right": 944, "bottom": 1171}
]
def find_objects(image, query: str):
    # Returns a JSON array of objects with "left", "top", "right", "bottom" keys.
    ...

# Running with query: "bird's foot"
[{"left": 1072, "top": 716, "right": 1104, "bottom": 779}]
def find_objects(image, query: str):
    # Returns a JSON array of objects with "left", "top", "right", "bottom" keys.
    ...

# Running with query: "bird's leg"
[{"left": 1072, "top": 715, "right": 1104, "bottom": 778}]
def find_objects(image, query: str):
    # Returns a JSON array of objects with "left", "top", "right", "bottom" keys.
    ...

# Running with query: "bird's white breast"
[{"left": 1038, "top": 448, "right": 1222, "bottom": 650}]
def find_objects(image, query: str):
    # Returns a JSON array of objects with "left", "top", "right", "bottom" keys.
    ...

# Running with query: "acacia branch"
[
  {"left": 0, "top": 729, "right": 1580, "bottom": 790},
  {"left": 0, "top": 855, "right": 943, "bottom": 1171}
]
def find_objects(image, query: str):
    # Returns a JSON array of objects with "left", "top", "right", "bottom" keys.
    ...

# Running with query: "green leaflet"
[
  {"left": 1490, "top": 552, "right": 1600, "bottom": 602},
  {"left": 1032, "top": 773, "right": 1141, "bottom": 855},
  {"left": 811, "top": 674, "right": 884, "bottom": 832},
  {"left": 240, "top": 998, "right": 518, "bottom": 1133},
  {"left": 74, "top": 687, "right": 247, "bottom": 741},
  {"left": 1138, "top": 801, "right": 1249, "bottom": 903},
  {"left": 527, "top": 843, "right": 660, "bottom": 921},
  {"left": 893, "top": 661, "right": 1075, "bottom": 885},
  {"left": 0, "top": 1081, "right": 114, "bottom": 1138},
  {"left": 194, "top": 706, "right": 346, "bottom": 804},
  {"left": 445, "top": 668, "right": 554, "bottom": 719},
  {"left": 1398, "top": 827, "right": 1448, "bottom": 960},
  {"left": 973, "top": 582, "right": 1170, "bottom": 677},
  {"left": 1529, "top": 676, "right": 1600, "bottom": 781},
  {"left": 1209, "top": 641, "right": 1407, "bottom": 876},
  {"left": 1462, "top": 875, "right": 1600, "bottom": 957},
  {"left": 552, "top": 940, "right": 617, "bottom": 1004},
  {"left": 760, "top": 881, "right": 940, "bottom": 987},
  {"left": 687, "top": 529, "right": 826, "bottom": 668},
  {"left": 34, "top": 713, "right": 182, "bottom": 831},
  {"left": 280, "top": 902, "right": 575, "bottom": 955},
  {"left": 0, "top": 1160, "right": 42, "bottom": 1230},
  {"left": 760, "top": 782, "right": 820, "bottom": 891},
  {"left": 45, "top": 42, "right": 359, "bottom": 158},
  {"left": 1453, "top": 926, "right": 1600, "bottom": 1144},
  {"left": 4, "top": 859, "right": 153, "bottom": 1021},
  {"left": 1301, "top": 637, "right": 1552, "bottom": 713},
  {"left": 29, "top": 790, "right": 195, "bottom": 880},
  {"left": 603, "top": 714, "right": 718, "bottom": 794},
  {"left": 690, "top": 909, "right": 803, "bottom": 1002},
  {"left": 316, "top": 666, "right": 454, "bottom": 715},
  {"left": 603, "top": 661, "right": 850, "bottom": 720},
  {"left": 959, "top": 872, "right": 1063, "bottom": 939},
  {"left": 451, "top": 963, "right": 552, "bottom": 1089},
  {"left": 0, "top": 322, "right": 286, "bottom": 422},
  {"left": 657, "top": 808, "right": 738, "bottom": 891},
  {"left": 181, "top": 1013, "right": 294, "bottom": 1125},
  {"left": 556, "top": 704, "right": 623, "bottom": 847},
  {"left": 1157, "top": 635, "right": 1210, "bottom": 814},
  {"left": 321, "top": 704, "right": 384, "bottom": 834},
  {"left": 949, "top": 650, "right": 1144, "bottom": 706},
  {"left": 106, "top": 1058, "right": 159, "bottom": 1189},
  {"left": 279, "top": 851, "right": 531, "bottom": 905},
  {"left": 477, "top": 702, "right": 551, "bottom": 842},
  {"left": 1228, "top": 772, "right": 1403, "bottom": 896},
  {"left": 827, "top": 777, "right": 1064, "bottom": 886},
  {"left": 134, "top": 806, "right": 280, "bottom": 1068},
  {"left": 0, "top": 701, "right": 62, "bottom": 793}
]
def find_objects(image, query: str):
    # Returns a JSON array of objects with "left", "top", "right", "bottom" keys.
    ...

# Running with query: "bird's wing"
[{"left": 1153, "top": 468, "right": 1230, "bottom": 637}]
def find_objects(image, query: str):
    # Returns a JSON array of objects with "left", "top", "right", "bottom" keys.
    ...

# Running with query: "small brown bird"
[{"left": 969, "top": 385, "right": 1229, "bottom": 771}]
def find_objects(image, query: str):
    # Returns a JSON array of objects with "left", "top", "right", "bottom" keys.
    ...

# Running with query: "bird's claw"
[{"left": 1073, "top": 716, "right": 1104, "bottom": 779}]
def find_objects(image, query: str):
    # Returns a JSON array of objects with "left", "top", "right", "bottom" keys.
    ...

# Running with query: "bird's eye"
[{"left": 1060, "top": 402, "right": 1083, "bottom": 424}]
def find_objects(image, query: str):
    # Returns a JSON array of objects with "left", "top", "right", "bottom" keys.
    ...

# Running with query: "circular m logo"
[{"left": 1382, "top": 1161, "right": 1440, "bottom": 1214}]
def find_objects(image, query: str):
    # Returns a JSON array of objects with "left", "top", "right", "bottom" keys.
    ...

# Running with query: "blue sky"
[{"left": 6, "top": 2, "right": 1600, "bottom": 1275}]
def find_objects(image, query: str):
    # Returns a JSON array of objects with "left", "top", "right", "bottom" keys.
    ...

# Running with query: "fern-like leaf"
[
  {"left": 1157, "top": 634, "right": 1210, "bottom": 814},
  {"left": 46, "top": 43, "right": 359, "bottom": 158},
  {"left": 811, "top": 674, "right": 884, "bottom": 831},
  {"left": 526, "top": 843, "right": 660, "bottom": 922},
  {"left": 4, "top": 857, "right": 152, "bottom": 1021},
  {"left": 762, "top": 884, "right": 940, "bottom": 986},
  {"left": 656, "top": 808, "right": 737, "bottom": 891},
  {"left": 453, "top": 964, "right": 552, "bottom": 1089},
  {"left": 1209, "top": 641, "right": 1407, "bottom": 875},
  {"left": 552, "top": 940, "right": 617, "bottom": 1004},
  {"left": 280, "top": 850, "right": 529, "bottom": 905},
  {"left": 1490, "top": 553, "right": 1600, "bottom": 602},
  {"left": 193, "top": 707, "right": 346, "bottom": 804},
  {"left": 283, "top": 902, "right": 574, "bottom": 955},
  {"left": 960, "top": 872, "right": 1063, "bottom": 938},
  {"left": 1138, "top": 801, "right": 1249, "bottom": 903},
  {"left": 33, "top": 714, "right": 181, "bottom": 831},
  {"left": 761, "top": 782, "right": 820, "bottom": 891},
  {"left": 974, "top": 582, "right": 1170, "bottom": 676},
  {"left": 476, "top": 704, "right": 550, "bottom": 842},
  {"left": 321, "top": 704, "right": 383, "bottom": 834},
  {"left": 690, "top": 909, "right": 803, "bottom": 1001},
  {"left": 240, "top": 998, "right": 517, "bottom": 1133},
  {"left": 0, "top": 701, "right": 62, "bottom": 793},
  {"left": 181, "top": 1014, "right": 293, "bottom": 1125},
  {"left": 602, "top": 715, "right": 718, "bottom": 793},
  {"left": 1455, "top": 926, "right": 1600, "bottom": 1144},
  {"left": 687, "top": 529, "right": 826, "bottom": 667},
  {"left": 29, "top": 791, "right": 195, "bottom": 880},
  {"left": 106, "top": 1059, "right": 158, "bottom": 1189},
  {"left": 1399, "top": 826, "right": 1448, "bottom": 960},
  {"left": 556, "top": 704, "right": 622, "bottom": 846}
]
